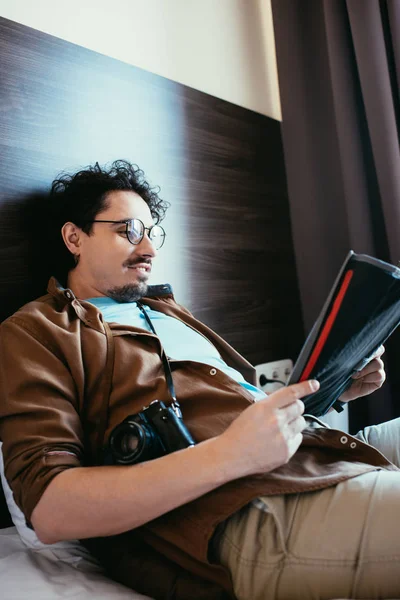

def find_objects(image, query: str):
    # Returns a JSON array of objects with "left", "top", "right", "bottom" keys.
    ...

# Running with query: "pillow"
[{"left": 0, "top": 442, "right": 92, "bottom": 562}]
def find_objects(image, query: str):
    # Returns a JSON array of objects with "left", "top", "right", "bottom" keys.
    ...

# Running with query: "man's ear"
[{"left": 61, "top": 222, "right": 82, "bottom": 260}]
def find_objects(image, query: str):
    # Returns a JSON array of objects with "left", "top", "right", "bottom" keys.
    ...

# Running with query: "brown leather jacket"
[{"left": 0, "top": 277, "right": 398, "bottom": 599}]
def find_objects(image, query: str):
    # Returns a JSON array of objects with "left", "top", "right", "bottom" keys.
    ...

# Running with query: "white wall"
[{"left": 0, "top": 0, "right": 281, "bottom": 120}]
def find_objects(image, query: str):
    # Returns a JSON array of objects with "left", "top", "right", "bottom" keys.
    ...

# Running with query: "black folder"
[{"left": 288, "top": 251, "right": 400, "bottom": 416}]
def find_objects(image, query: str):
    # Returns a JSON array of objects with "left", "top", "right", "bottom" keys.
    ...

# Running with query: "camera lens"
[
  {"left": 120, "top": 433, "right": 140, "bottom": 454},
  {"left": 109, "top": 421, "right": 146, "bottom": 464}
]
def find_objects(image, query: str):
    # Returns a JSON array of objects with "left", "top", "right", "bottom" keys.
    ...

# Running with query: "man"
[{"left": 0, "top": 160, "right": 397, "bottom": 600}]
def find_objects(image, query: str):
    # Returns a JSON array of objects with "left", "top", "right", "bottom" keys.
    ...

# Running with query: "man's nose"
[{"left": 138, "top": 232, "right": 158, "bottom": 257}]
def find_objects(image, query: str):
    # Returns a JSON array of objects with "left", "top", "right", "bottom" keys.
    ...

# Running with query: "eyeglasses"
[{"left": 88, "top": 218, "right": 166, "bottom": 250}]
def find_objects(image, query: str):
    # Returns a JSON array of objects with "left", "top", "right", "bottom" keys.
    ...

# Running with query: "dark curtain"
[{"left": 272, "top": 0, "right": 400, "bottom": 432}]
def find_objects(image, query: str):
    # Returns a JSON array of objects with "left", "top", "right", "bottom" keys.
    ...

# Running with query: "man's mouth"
[{"left": 126, "top": 262, "right": 152, "bottom": 274}]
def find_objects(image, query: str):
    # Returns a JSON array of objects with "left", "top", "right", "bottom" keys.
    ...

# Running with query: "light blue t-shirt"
[{"left": 86, "top": 296, "right": 266, "bottom": 401}]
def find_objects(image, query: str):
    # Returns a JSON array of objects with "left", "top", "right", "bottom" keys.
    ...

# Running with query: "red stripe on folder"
[{"left": 299, "top": 269, "right": 354, "bottom": 382}]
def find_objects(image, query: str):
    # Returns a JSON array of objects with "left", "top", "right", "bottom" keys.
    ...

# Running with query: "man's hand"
[
  {"left": 339, "top": 345, "right": 386, "bottom": 403},
  {"left": 218, "top": 379, "right": 319, "bottom": 478}
]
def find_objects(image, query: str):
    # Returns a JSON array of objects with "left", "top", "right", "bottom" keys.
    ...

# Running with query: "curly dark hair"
[{"left": 46, "top": 159, "right": 169, "bottom": 283}]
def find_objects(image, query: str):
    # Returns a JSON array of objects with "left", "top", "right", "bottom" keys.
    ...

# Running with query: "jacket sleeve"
[{"left": 0, "top": 317, "right": 84, "bottom": 525}]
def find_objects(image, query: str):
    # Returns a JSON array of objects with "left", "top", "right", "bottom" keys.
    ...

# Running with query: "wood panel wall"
[{"left": 0, "top": 16, "right": 304, "bottom": 526}]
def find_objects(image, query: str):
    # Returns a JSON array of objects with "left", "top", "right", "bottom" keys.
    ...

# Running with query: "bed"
[
  {"left": 0, "top": 14, "right": 303, "bottom": 598},
  {"left": 0, "top": 443, "right": 153, "bottom": 599},
  {"left": 0, "top": 527, "right": 153, "bottom": 600}
]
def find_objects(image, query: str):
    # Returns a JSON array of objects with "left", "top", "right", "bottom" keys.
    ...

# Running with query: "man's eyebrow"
[{"left": 104, "top": 218, "right": 155, "bottom": 228}]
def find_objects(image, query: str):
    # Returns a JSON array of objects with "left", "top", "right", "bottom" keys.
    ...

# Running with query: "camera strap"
[
  {"left": 136, "top": 301, "right": 182, "bottom": 418},
  {"left": 89, "top": 320, "right": 116, "bottom": 465},
  {"left": 94, "top": 302, "right": 183, "bottom": 463}
]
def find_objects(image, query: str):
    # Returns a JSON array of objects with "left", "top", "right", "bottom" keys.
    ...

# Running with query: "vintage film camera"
[{"left": 106, "top": 399, "right": 196, "bottom": 465}]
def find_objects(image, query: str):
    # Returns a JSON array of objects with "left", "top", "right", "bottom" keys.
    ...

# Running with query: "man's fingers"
[
  {"left": 280, "top": 398, "right": 305, "bottom": 423},
  {"left": 353, "top": 346, "right": 385, "bottom": 378},
  {"left": 283, "top": 407, "right": 307, "bottom": 438},
  {"left": 372, "top": 345, "right": 385, "bottom": 359},
  {"left": 289, "top": 414, "right": 307, "bottom": 435},
  {"left": 267, "top": 379, "right": 320, "bottom": 409},
  {"left": 287, "top": 431, "right": 304, "bottom": 455},
  {"left": 352, "top": 357, "right": 384, "bottom": 379},
  {"left": 354, "top": 369, "right": 386, "bottom": 384}
]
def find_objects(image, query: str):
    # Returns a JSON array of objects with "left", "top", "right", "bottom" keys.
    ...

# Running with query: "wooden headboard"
[{"left": 0, "top": 16, "right": 304, "bottom": 527}]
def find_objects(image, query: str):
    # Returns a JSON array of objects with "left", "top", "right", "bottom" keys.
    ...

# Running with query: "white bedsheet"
[{"left": 0, "top": 526, "right": 153, "bottom": 599}]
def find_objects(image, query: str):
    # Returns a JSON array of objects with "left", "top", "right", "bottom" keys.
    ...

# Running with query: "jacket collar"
[
  {"left": 47, "top": 277, "right": 102, "bottom": 330},
  {"left": 46, "top": 276, "right": 175, "bottom": 325},
  {"left": 47, "top": 277, "right": 174, "bottom": 303},
  {"left": 47, "top": 276, "right": 176, "bottom": 334},
  {"left": 47, "top": 276, "right": 76, "bottom": 303}
]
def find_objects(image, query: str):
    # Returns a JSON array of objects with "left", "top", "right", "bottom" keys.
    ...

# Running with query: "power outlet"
[{"left": 255, "top": 359, "right": 293, "bottom": 393}]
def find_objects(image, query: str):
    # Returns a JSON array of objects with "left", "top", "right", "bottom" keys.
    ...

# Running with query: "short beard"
[{"left": 106, "top": 281, "right": 148, "bottom": 303}]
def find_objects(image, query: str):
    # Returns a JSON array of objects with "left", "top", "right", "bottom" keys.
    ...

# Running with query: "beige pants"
[{"left": 214, "top": 418, "right": 400, "bottom": 599}]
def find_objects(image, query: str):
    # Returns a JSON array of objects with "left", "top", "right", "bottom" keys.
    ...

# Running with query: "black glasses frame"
[{"left": 87, "top": 218, "right": 166, "bottom": 249}]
